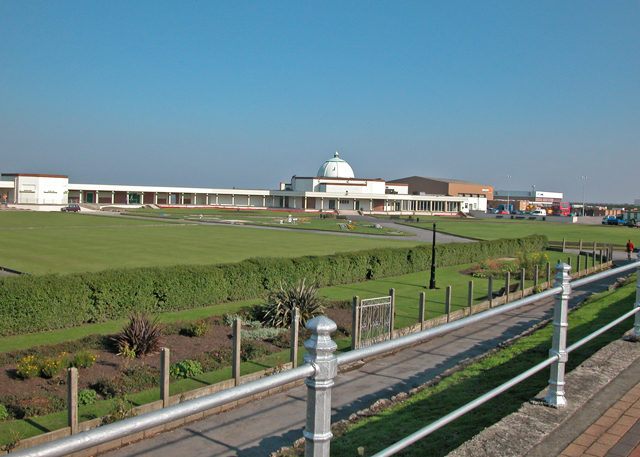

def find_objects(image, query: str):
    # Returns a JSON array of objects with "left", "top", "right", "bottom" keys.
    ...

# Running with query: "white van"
[{"left": 531, "top": 209, "right": 546, "bottom": 216}]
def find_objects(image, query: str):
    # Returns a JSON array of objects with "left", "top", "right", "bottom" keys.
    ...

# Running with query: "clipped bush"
[
  {"left": 112, "top": 314, "right": 164, "bottom": 358},
  {"left": 169, "top": 360, "right": 204, "bottom": 379},
  {"left": 77, "top": 389, "right": 98, "bottom": 407},
  {"left": 16, "top": 356, "right": 40, "bottom": 380},
  {"left": 241, "top": 340, "right": 274, "bottom": 362},
  {"left": 72, "top": 350, "right": 99, "bottom": 369},
  {"left": 0, "top": 235, "right": 547, "bottom": 336},
  {"left": 241, "top": 327, "right": 285, "bottom": 341},
  {"left": 181, "top": 321, "right": 210, "bottom": 338}
]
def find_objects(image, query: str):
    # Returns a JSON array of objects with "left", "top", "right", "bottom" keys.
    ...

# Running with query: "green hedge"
[{"left": 0, "top": 235, "right": 546, "bottom": 336}]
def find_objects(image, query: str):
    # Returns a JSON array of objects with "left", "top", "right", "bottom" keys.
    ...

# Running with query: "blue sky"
[{"left": 1, "top": 1, "right": 638, "bottom": 203}]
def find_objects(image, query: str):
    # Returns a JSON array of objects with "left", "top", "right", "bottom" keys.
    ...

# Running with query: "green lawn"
[
  {"left": 0, "top": 213, "right": 422, "bottom": 275},
  {"left": 400, "top": 216, "right": 635, "bottom": 246},
  {"left": 122, "top": 207, "right": 413, "bottom": 236}
]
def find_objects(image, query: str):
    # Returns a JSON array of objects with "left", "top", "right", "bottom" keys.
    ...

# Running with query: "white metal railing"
[{"left": 10, "top": 261, "right": 640, "bottom": 457}]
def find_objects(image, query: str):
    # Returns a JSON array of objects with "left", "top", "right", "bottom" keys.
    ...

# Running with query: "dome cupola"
[{"left": 316, "top": 152, "right": 355, "bottom": 179}]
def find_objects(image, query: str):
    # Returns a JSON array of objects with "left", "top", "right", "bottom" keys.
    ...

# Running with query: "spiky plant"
[
  {"left": 111, "top": 313, "right": 164, "bottom": 358},
  {"left": 258, "top": 279, "right": 325, "bottom": 328}
]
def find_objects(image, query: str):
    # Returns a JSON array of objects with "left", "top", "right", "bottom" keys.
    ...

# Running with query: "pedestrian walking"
[{"left": 626, "top": 239, "right": 635, "bottom": 260}]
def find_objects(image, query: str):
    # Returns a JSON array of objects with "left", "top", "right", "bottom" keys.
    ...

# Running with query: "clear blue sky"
[{"left": 1, "top": 1, "right": 638, "bottom": 204}]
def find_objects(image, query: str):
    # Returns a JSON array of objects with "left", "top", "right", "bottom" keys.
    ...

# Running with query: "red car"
[{"left": 61, "top": 204, "right": 81, "bottom": 212}]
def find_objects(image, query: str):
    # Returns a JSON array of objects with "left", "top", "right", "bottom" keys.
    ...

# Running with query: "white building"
[{"left": 1, "top": 153, "right": 487, "bottom": 215}]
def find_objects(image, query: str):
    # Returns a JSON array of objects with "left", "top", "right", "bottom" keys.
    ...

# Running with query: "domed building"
[{"left": 316, "top": 152, "right": 355, "bottom": 179}]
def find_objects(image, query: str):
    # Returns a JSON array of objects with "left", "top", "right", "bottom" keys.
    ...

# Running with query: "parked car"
[{"left": 61, "top": 204, "right": 81, "bottom": 212}]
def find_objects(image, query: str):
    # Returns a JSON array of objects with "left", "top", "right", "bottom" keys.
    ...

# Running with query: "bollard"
[
  {"left": 445, "top": 286, "right": 452, "bottom": 322},
  {"left": 161, "top": 348, "right": 170, "bottom": 407},
  {"left": 544, "top": 262, "right": 572, "bottom": 408},
  {"left": 304, "top": 316, "right": 338, "bottom": 457},
  {"left": 68, "top": 367, "right": 78, "bottom": 435},
  {"left": 233, "top": 318, "right": 242, "bottom": 385},
  {"left": 419, "top": 292, "right": 426, "bottom": 331},
  {"left": 291, "top": 308, "right": 300, "bottom": 368},
  {"left": 351, "top": 296, "right": 360, "bottom": 350}
]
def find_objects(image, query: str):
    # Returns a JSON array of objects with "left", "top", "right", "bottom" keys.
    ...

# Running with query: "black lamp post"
[{"left": 429, "top": 223, "right": 437, "bottom": 289}]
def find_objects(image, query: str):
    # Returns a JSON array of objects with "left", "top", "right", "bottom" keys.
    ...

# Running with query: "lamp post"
[
  {"left": 581, "top": 176, "right": 588, "bottom": 217},
  {"left": 429, "top": 223, "right": 437, "bottom": 289},
  {"left": 506, "top": 175, "right": 511, "bottom": 213}
]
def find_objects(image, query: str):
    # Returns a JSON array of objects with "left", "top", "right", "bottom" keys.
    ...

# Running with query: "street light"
[
  {"left": 506, "top": 175, "right": 511, "bottom": 213},
  {"left": 581, "top": 176, "right": 588, "bottom": 217}
]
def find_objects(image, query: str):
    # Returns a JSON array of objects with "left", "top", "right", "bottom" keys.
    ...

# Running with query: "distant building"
[{"left": 1, "top": 153, "right": 488, "bottom": 215}]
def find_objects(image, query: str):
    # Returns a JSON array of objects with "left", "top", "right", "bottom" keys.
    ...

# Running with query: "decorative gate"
[{"left": 354, "top": 293, "right": 395, "bottom": 349}]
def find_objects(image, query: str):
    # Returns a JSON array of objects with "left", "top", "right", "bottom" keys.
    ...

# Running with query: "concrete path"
[{"left": 101, "top": 254, "right": 634, "bottom": 457}]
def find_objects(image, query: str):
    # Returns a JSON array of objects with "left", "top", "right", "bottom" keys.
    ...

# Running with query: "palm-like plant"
[
  {"left": 258, "top": 279, "right": 325, "bottom": 328},
  {"left": 112, "top": 313, "right": 164, "bottom": 358}
]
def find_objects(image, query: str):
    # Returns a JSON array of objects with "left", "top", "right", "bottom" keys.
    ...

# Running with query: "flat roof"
[{"left": 2, "top": 173, "right": 69, "bottom": 178}]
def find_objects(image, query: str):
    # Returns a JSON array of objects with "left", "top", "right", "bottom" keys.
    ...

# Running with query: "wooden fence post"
[
  {"left": 290, "top": 308, "right": 300, "bottom": 368},
  {"left": 520, "top": 268, "right": 525, "bottom": 294},
  {"left": 467, "top": 281, "right": 473, "bottom": 315},
  {"left": 534, "top": 265, "right": 539, "bottom": 287},
  {"left": 579, "top": 239, "right": 583, "bottom": 252},
  {"left": 161, "top": 348, "right": 170, "bottom": 407},
  {"left": 389, "top": 288, "right": 396, "bottom": 339},
  {"left": 577, "top": 255, "right": 581, "bottom": 277},
  {"left": 505, "top": 272, "right": 511, "bottom": 302},
  {"left": 419, "top": 292, "right": 426, "bottom": 331},
  {"left": 562, "top": 237, "right": 566, "bottom": 252},
  {"left": 567, "top": 256, "right": 572, "bottom": 267},
  {"left": 445, "top": 286, "right": 452, "bottom": 322},
  {"left": 351, "top": 296, "right": 360, "bottom": 350},
  {"left": 68, "top": 367, "right": 78, "bottom": 435},
  {"left": 488, "top": 276, "right": 494, "bottom": 308},
  {"left": 546, "top": 262, "right": 551, "bottom": 285},
  {"left": 233, "top": 318, "right": 242, "bottom": 385}
]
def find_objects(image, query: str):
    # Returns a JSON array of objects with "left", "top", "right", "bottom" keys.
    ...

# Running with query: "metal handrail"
[{"left": 10, "top": 260, "right": 640, "bottom": 457}]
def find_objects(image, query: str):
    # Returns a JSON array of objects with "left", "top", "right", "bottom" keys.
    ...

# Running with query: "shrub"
[
  {"left": 181, "top": 321, "right": 210, "bottom": 338},
  {"left": 241, "top": 327, "right": 285, "bottom": 341},
  {"left": 112, "top": 313, "right": 164, "bottom": 358},
  {"left": 517, "top": 251, "right": 550, "bottom": 279},
  {"left": 16, "top": 356, "right": 40, "bottom": 380},
  {"left": 72, "top": 350, "right": 98, "bottom": 369},
  {"left": 170, "top": 360, "right": 203, "bottom": 379},
  {"left": 0, "top": 404, "right": 8, "bottom": 421},
  {"left": 241, "top": 340, "right": 274, "bottom": 362},
  {"left": 256, "top": 279, "right": 325, "bottom": 328},
  {"left": 0, "top": 393, "right": 66, "bottom": 419},
  {"left": 77, "top": 389, "right": 98, "bottom": 407},
  {"left": 102, "top": 395, "right": 134, "bottom": 425},
  {"left": 39, "top": 354, "right": 69, "bottom": 379},
  {"left": 91, "top": 365, "right": 160, "bottom": 398},
  {"left": 193, "top": 348, "right": 233, "bottom": 372}
]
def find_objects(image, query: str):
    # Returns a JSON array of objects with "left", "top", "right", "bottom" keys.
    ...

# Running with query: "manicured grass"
[
  {"left": 122, "top": 207, "right": 413, "bottom": 236},
  {"left": 0, "top": 211, "right": 176, "bottom": 228},
  {"left": 0, "top": 213, "right": 421, "bottom": 275},
  {"left": 328, "top": 276, "right": 638, "bottom": 457},
  {"left": 401, "top": 217, "right": 636, "bottom": 246}
]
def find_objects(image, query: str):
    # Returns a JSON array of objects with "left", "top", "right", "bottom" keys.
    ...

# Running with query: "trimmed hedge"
[{"left": 0, "top": 235, "right": 546, "bottom": 336}]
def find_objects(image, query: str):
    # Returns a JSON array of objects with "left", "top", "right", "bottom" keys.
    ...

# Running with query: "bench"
[{"left": 492, "top": 283, "right": 520, "bottom": 298}]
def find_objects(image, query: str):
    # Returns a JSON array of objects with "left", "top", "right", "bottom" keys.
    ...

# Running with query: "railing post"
[
  {"left": 291, "top": 308, "right": 300, "bottom": 368},
  {"left": 419, "top": 292, "right": 426, "bottom": 331},
  {"left": 351, "top": 296, "right": 360, "bottom": 350},
  {"left": 467, "top": 280, "right": 473, "bottom": 315},
  {"left": 68, "top": 367, "right": 78, "bottom": 435},
  {"left": 389, "top": 288, "right": 396, "bottom": 339},
  {"left": 488, "top": 276, "right": 494, "bottom": 308},
  {"left": 304, "top": 316, "right": 338, "bottom": 457},
  {"left": 233, "top": 318, "right": 242, "bottom": 385},
  {"left": 544, "top": 262, "right": 572, "bottom": 408},
  {"left": 445, "top": 286, "right": 452, "bottom": 322},
  {"left": 161, "top": 348, "right": 170, "bottom": 407},
  {"left": 634, "top": 263, "right": 640, "bottom": 336}
]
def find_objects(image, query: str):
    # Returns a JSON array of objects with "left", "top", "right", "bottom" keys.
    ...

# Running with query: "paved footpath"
[{"left": 101, "top": 255, "right": 636, "bottom": 457}]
